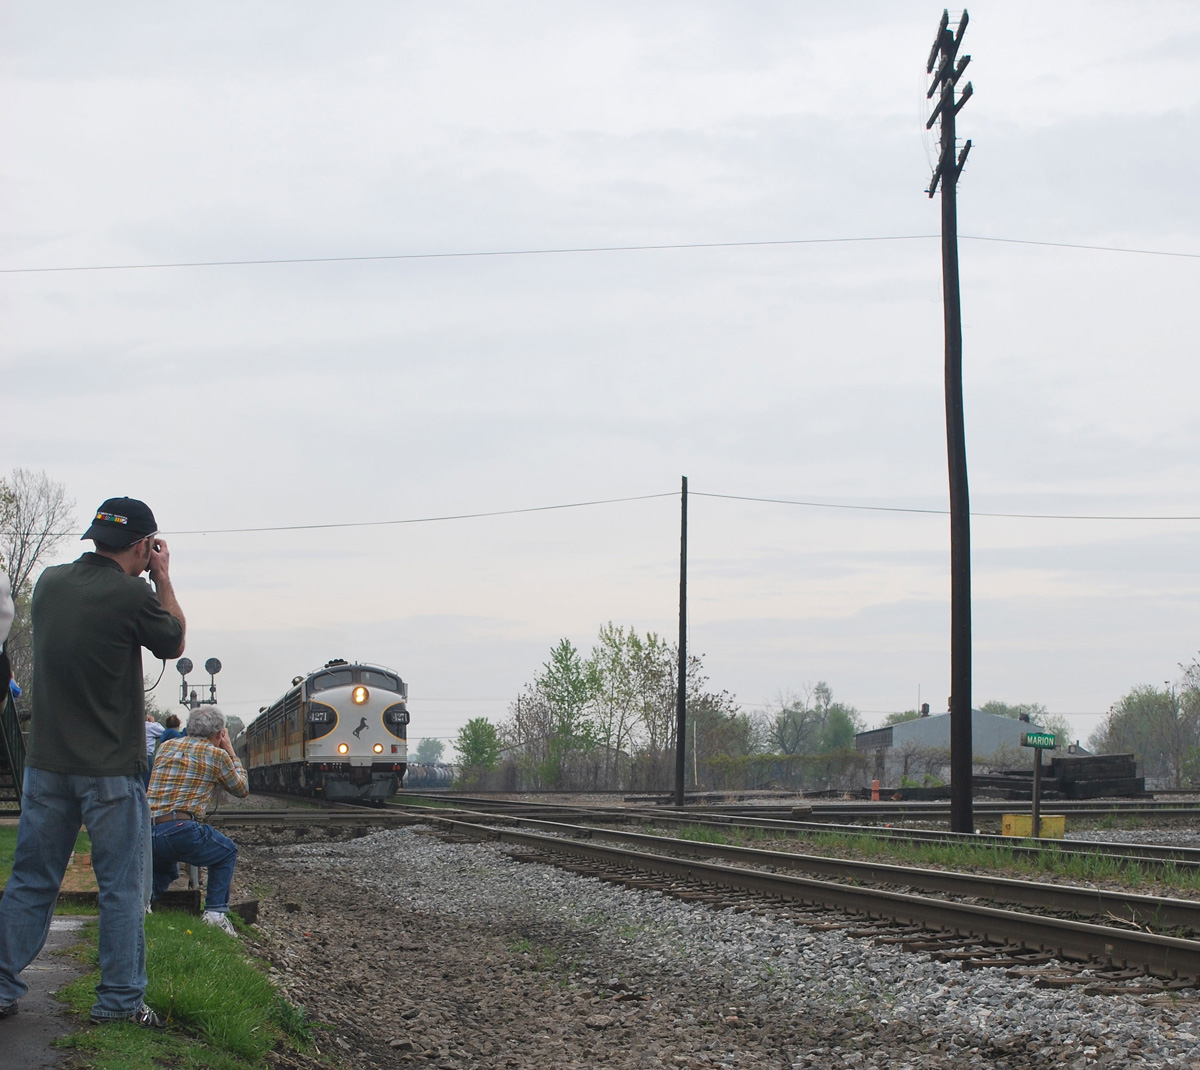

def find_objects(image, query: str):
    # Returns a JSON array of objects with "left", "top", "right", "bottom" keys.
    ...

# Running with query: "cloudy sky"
[{"left": 4, "top": 1, "right": 1198, "bottom": 755}]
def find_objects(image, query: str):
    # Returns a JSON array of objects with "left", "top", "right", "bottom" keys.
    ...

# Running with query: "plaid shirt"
[{"left": 147, "top": 735, "right": 249, "bottom": 818}]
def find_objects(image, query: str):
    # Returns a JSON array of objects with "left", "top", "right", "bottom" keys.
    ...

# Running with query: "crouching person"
[{"left": 147, "top": 706, "right": 248, "bottom": 934}]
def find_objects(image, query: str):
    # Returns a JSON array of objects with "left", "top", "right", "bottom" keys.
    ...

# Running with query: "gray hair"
[{"left": 187, "top": 706, "right": 226, "bottom": 739}]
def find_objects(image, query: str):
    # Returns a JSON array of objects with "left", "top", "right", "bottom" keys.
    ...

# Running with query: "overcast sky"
[{"left": 4, "top": 1, "right": 1198, "bottom": 755}]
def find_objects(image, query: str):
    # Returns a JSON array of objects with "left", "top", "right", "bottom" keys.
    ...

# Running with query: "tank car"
[
  {"left": 244, "top": 659, "right": 409, "bottom": 801},
  {"left": 404, "top": 762, "right": 459, "bottom": 789}
]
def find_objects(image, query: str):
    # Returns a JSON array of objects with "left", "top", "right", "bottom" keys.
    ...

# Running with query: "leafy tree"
[
  {"left": 0, "top": 469, "right": 75, "bottom": 704},
  {"left": 1089, "top": 679, "right": 1200, "bottom": 788},
  {"left": 818, "top": 704, "right": 860, "bottom": 752},
  {"left": 500, "top": 625, "right": 743, "bottom": 791},
  {"left": 502, "top": 638, "right": 600, "bottom": 788},
  {"left": 1032, "top": 713, "right": 1075, "bottom": 749},
  {"left": 980, "top": 700, "right": 1048, "bottom": 722},
  {"left": 759, "top": 683, "right": 861, "bottom": 758},
  {"left": 454, "top": 718, "right": 500, "bottom": 771},
  {"left": 977, "top": 700, "right": 1076, "bottom": 755},
  {"left": 883, "top": 709, "right": 923, "bottom": 726},
  {"left": 414, "top": 737, "right": 446, "bottom": 764},
  {"left": 586, "top": 623, "right": 672, "bottom": 785},
  {"left": 762, "top": 692, "right": 822, "bottom": 756}
]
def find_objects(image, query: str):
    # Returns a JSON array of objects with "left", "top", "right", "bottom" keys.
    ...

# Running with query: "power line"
[
  {"left": 0, "top": 235, "right": 934, "bottom": 274},
  {"left": 59, "top": 488, "right": 1200, "bottom": 539},
  {"left": 151, "top": 492, "right": 675, "bottom": 536},
  {"left": 2, "top": 233, "right": 1196, "bottom": 276},
  {"left": 692, "top": 491, "right": 1200, "bottom": 522},
  {"left": 966, "top": 235, "right": 1200, "bottom": 260}
]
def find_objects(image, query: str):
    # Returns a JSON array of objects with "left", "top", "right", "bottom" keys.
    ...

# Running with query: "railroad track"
[
  {"left": 218, "top": 794, "right": 1200, "bottom": 984},
  {"left": 412, "top": 811, "right": 1200, "bottom": 987},
  {"left": 394, "top": 794, "right": 1200, "bottom": 873},
  {"left": 404, "top": 791, "right": 1200, "bottom": 820},
  {"left": 209, "top": 807, "right": 418, "bottom": 827}
]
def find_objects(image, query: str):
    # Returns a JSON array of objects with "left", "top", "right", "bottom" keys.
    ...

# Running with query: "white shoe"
[{"left": 201, "top": 910, "right": 236, "bottom": 935}]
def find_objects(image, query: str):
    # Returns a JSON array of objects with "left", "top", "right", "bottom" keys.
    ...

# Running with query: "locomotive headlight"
[
  {"left": 352, "top": 686, "right": 369, "bottom": 704},
  {"left": 373, "top": 743, "right": 384, "bottom": 754},
  {"left": 338, "top": 743, "right": 349, "bottom": 754}
]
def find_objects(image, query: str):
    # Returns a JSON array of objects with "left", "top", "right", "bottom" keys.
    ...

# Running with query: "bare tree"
[
  {"left": 1, "top": 469, "right": 75, "bottom": 598},
  {"left": 1, "top": 469, "right": 76, "bottom": 701}
]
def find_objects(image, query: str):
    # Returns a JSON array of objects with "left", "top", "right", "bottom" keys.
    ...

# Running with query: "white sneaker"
[{"left": 201, "top": 910, "right": 236, "bottom": 935}]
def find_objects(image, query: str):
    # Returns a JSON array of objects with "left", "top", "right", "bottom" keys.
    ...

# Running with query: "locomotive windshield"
[
  {"left": 360, "top": 669, "right": 403, "bottom": 694},
  {"left": 309, "top": 669, "right": 353, "bottom": 692},
  {"left": 306, "top": 665, "right": 405, "bottom": 696}
]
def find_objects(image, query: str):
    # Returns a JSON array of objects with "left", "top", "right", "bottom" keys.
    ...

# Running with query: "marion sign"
[{"left": 1021, "top": 732, "right": 1057, "bottom": 750}]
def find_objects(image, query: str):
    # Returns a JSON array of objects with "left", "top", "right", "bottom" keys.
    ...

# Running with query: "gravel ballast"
[{"left": 234, "top": 826, "right": 1200, "bottom": 1070}]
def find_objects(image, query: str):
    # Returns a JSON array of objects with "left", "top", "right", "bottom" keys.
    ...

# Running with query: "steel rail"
[
  {"left": 428, "top": 816, "right": 1200, "bottom": 981},
  {"left": 668, "top": 804, "right": 1200, "bottom": 820},
  {"left": 406, "top": 792, "right": 1200, "bottom": 816},
  {"left": 395, "top": 796, "right": 1200, "bottom": 870},
  {"left": 210, "top": 808, "right": 417, "bottom": 826},
  {"left": 402, "top": 807, "right": 1200, "bottom": 931}
]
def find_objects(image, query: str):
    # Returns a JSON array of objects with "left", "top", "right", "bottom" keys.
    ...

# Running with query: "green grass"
[
  {"left": 657, "top": 822, "right": 1200, "bottom": 894},
  {"left": 676, "top": 824, "right": 732, "bottom": 845},
  {"left": 395, "top": 795, "right": 457, "bottom": 809},
  {"left": 0, "top": 825, "right": 92, "bottom": 884},
  {"left": 54, "top": 910, "right": 315, "bottom": 1070}
]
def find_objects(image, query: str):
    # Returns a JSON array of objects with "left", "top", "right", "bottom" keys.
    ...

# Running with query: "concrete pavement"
[{"left": 1, "top": 916, "right": 88, "bottom": 1069}]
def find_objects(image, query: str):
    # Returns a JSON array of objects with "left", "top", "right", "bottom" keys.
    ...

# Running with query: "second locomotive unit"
[{"left": 243, "top": 659, "right": 409, "bottom": 801}]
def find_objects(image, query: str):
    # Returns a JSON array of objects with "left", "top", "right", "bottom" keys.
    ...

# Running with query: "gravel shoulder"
[{"left": 235, "top": 826, "right": 1200, "bottom": 1070}]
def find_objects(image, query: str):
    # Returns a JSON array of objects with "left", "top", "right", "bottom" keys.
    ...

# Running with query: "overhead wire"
[
  {"left": 1, "top": 233, "right": 1197, "bottom": 276},
  {"left": 55, "top": 488, "right": 1200, "bottom": 539},
  {"left": 691, "top": 491, "right": 1200, "bottom": 522},
  {"left": 160, "top": 492, "right": 676, "bottom": 535}
]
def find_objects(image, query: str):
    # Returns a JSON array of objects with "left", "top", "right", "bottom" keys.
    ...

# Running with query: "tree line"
[
  {"left": 453, "top": 623, "right": 871, "bottom": 793},
  {"left": 1087, "top": 660, "right": 1200, "bottom": 788}
]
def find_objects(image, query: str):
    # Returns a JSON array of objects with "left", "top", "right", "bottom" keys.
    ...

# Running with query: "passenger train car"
[{"left": 242, "top": 659, "right": 409, "bottom": 801}]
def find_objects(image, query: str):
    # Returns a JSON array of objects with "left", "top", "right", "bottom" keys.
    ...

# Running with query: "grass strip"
[
  {"left": 651, "top": 822, "right": 1200, "bottom": 895},
  {"left": 55, "top": 910, "right": 315, "bottom": 1070},
  {"left": 0, "top": 825, "right": 92, "bottom": 885}
]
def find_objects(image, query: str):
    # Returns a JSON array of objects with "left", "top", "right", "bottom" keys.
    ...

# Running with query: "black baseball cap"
[{"left": 81, "top": 497, "right": 158, "bottom": 547}]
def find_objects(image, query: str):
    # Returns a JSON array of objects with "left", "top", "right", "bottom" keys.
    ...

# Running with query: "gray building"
[{"left": 856, "top": 710, "right": 1034, "bottom": 784}]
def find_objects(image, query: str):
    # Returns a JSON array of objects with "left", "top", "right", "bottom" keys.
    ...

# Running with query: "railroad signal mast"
[
  {"left": 177, "top": 656, "right": 222, "bottom": 710},
  {"left": 926, "top": 9, "right": 974, "bottom": 834}
]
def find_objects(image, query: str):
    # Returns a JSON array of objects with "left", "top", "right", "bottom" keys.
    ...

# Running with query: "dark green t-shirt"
[{"left": 28, "top": 552, "right": 184, "bottom": 777}]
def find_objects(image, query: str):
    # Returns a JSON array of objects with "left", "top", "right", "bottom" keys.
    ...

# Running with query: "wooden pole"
[
  {"left": 927, "top": 9, "right": 974, "bottom": 835},
  {"left": 674, "top": 476, "right": 688, "bottom": 806}
]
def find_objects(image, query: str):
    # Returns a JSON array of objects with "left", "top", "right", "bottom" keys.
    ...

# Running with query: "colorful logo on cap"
[{"left": 95, "top": 511, "right": 129, "bottom": 525}]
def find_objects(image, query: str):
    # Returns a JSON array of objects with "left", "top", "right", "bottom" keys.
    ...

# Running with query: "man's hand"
[
  {"left": 148, "top": 537, "right": 171, "bottom": 584},
  {"left": 215, "top": 726, "right": 237, "bottom": 758},
  {"left": 147, "top": 537, "right": 187, "bottom": 657}
]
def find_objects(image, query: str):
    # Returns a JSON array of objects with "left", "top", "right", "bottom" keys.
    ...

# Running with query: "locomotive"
[{"left": 242, "top": 659, "right": 409, "bottom": 801}]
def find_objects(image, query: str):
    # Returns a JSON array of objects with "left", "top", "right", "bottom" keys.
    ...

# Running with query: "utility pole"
[
  {"left": 674, "top": 476, "right": 688, "bottom": 806},
  {"left": 926, "top": 9, "right": 974, "bottom": 834}
]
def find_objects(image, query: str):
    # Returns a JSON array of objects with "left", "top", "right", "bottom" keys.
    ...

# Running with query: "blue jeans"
[
  {"left": 0, "top": 768, "right": 150, "bottom": 1018},
  {"left": 151, "top": 820, "right": 237, "bottom": 913}
]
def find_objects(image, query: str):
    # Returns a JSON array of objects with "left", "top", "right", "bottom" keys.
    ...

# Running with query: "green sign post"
[{"left": 1021, "top": 732, "right": 1058, "bottom": 838}]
